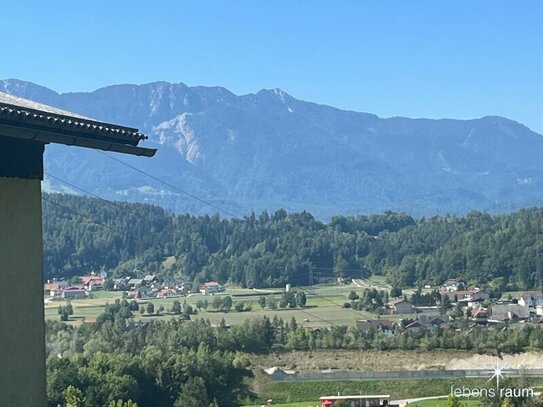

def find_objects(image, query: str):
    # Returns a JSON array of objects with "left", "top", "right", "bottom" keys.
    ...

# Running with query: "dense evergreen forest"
[{"left": 43, "top": 194, "right": 543, "bottom": 290}]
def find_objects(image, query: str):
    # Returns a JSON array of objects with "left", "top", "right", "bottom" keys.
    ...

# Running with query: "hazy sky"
[{"left": 2, "top": 1, "right": 542, "bottom": 133}]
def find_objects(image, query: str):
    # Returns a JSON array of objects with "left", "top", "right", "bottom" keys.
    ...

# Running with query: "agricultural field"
[{"left": 45, "top": 281, "right": 396, "bottom": 327}]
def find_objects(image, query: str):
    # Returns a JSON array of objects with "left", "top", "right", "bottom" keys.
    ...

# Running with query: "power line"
[
  {"left": 46, "top": 172, "right": 133, "bottom": 212},
  {"left": 43, "top": 176, "right": 345, "bottom": 328},
  {"left": 91, "top": 151, "right": 402, "bottom": 327},
  {"left": 97, "top": 151, "right": 243, "bottom": 219}
]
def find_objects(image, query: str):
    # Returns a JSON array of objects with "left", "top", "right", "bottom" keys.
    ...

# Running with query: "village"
[
  {"left": 357, "top": 277, "right": 543, "bottom": 337},
  {"left": 44, "top": 272, "right": 224, "bottom": 301},
  {"left": 44, "top": 273, "right": 543, "bottom": 334}
]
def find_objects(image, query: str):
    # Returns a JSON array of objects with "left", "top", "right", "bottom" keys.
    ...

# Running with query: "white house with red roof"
[
  {"left": 200, "top": 281, "right": 223, "bottom": 295},
  {"left": 80, "top": 275, "right": 105, "bottom": 290}
]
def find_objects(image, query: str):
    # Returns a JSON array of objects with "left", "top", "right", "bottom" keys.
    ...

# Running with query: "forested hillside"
[{"left": 43, "top": 194, "right": 543, "bottom": 290}]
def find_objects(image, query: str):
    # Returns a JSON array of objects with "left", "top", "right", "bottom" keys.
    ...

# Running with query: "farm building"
[{"left": 389, "top": 299, "right": 415, "bottom": 314}]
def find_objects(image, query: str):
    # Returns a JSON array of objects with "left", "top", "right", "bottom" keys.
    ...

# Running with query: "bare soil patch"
[{"left": 250, "top": 350, "right": 543, "bottom": 372}]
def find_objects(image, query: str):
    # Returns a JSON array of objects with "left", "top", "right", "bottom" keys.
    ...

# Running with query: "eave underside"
[{"left": 0, "top": 122, "right": 156, "bottom": 157}]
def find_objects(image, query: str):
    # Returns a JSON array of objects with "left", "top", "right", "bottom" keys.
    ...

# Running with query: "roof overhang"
[
  {"left": 0, "top": 122, "right": 156, "bottom": 157},
  {"left": 0, "top": 94, "right": 156, "bottom": 157}
]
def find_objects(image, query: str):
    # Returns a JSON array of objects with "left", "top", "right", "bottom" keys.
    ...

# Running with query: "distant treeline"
[{"left": 43, "top": 193, "right": 543, "bottom": 290}]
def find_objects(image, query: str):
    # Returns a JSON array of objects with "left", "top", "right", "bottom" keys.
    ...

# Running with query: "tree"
[
  {"left": 172, "top": 300, "right": 182, "bottom": 315},
  {"left": 348, "top": 290, "right": 359, "bottom": 301},
  {"left": 70, "top": 276, "right": 83, "bottom": 285},
  {"left": 158, "top": 305, "right": 165, "bottom": 315},
  {"left": 234, "top": 302, "right": 245, "bottom": 312},
  {"left": 223, "top": 296, "right": 233, "bottom": 312},
  {"left": 440, "top": 296, "right": 452, "bottom": 315},
  {"left": 258, "top": 296, "right": 267, "bottom": 309},
  {"left": 64, "top": 385, "right": 85, "bottom": 407},
  {"left": 443, "top": 393, "right": 463, "bottom": 407},
  {"left": 129, "top": 300, "right": 139, "bottom": 311},
  {"left": 452, "top": 302, "right": 464, "bottom": 318},
  {"left": 139, "top": 306, "right": 144, "bottom": 315},
  {"left": 146, "top": 302, "right": 155, "bottom": 315},
  {"left": 212, "top": 296, "right": 223, "bottom": 311},
  {"left": 174, "top": 376, "right": 209, "bottom": 407},
  {"left": 60, "top": 308, "right": 69, "bottom": 321},
  {"left": 390, "top": 287, "right": 402, "bottom": 298},
  {"left": 296, "top": 291, "right": 307, "bottom": 307},
  {"left": 66, "top": 302, "right": 74, "bottom": 316},
  {"left": 103, "top": 279, "right": 114, "bottom": 290},
  {"left": 278, "top": 297, "right": 287, "bottom": 309},
  {"left": 282, "top": 291, "right": 297, "bottom": 308},
  {"left": 268, "top": 297, "right": 277, "bottom": 310}
]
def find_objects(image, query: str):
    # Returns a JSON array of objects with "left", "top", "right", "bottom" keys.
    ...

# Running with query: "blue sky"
[{"left": 2, "top": 1, "right": 542, "bottom": 132}]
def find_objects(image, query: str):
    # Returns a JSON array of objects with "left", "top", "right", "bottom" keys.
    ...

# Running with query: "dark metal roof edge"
[
  {"left": 0, "top": 125, "right": 156, "bottom": 157},
  {"left": 0, "top": 101, "right": 146, "bottom": 141}
]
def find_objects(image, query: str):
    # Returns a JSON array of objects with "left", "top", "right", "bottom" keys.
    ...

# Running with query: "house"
[
  {"left": 491, "top": 304, "right": 530, "bottom": 322},
  {"left": 518, "top": 291, "right": 543, "bottom": 308},
  {"left": 441, "top": 278, "right": 465, "bottom": 292},
  {"left": 357, "top": 319, "right": 395, "bottom": 337},
  {"left": 471, "top": 307, "right": 489, "bottom": 324},
  {"left": 536, "top": 305, "right": 543, "bottom": 316},
  {"left": 442, "top": 290, "right": 489, "bottom": 303},
  {"left": 127, "top": 278, "right": 144, "bottom": 289},
  {"left": 404, "top": 320, "right": 423, "bottom": 332},
  {"left": 143, "top": 274, "right": 157, "bottom": 285},
  {"left": 80, "top": 276, "right": 104, "bottom": 290},
  {"left": 389, "top": 299, "right": 415, "bottom": 314},
  {"left": 415, "top": 306, "right": 440, "bottom": 315},
  {"left": 157, "top": 288, "right": 177, "bottom": 298},
  {"left": 127, "top": 290, "right": 141, "bottom": 299},
  {"left": 200, "top": 281, "right": 223, "bottom": 295},
  {"left": 112, "top": 278, "right": 125, "bottom": 290},
  {"left": 44, "top": 280, "right": 70, "bottom": 296},
  {"left": 62, "top": 286, "right": 87, "bottom": 299},
  {"left": 418, "top": 315, "right": 447, "bottom": 330},
  {"left": 467, "top": 300, "right": 482, "bottom": 308}
]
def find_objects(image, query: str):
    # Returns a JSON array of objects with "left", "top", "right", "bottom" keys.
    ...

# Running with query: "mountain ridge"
[{"left": 1, "top": 78, "right": 542, "bottom": 219}]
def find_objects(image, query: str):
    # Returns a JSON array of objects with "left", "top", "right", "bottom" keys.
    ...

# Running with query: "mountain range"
[{"left": 2, "top": 78, "right": 543, "bottom": 218}]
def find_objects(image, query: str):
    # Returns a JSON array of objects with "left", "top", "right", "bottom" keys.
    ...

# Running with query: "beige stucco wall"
[{"left": 0, "top": 176, "right": 46, "bottom": 406}]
